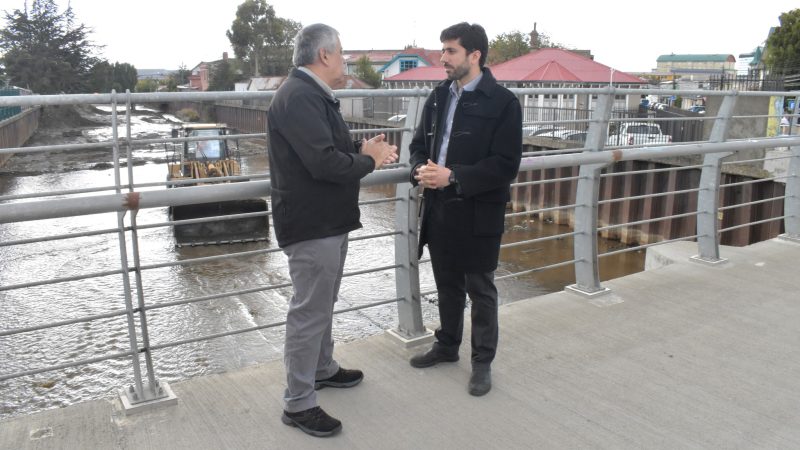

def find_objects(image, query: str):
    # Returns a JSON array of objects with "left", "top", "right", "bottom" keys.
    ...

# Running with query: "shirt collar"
[
  {"left": 450, "top": 71, "right": 483, "bottom": 97},
  {"left": 298, "top": 66, "right": 336, "bottom": 100}
]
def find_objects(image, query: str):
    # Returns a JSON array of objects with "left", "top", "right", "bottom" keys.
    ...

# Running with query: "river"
[{"left": 0, "top": 105, "right": 644, "bottom": 419}]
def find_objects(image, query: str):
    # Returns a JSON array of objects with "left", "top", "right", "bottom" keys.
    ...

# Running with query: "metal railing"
[{"left": 0, "top": 86, "right": 798, "bottom": 416}]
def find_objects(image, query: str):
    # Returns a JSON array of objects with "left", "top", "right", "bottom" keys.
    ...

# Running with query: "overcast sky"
[{"left": 1, "top": 0, "right": 797, "bottom": 73}]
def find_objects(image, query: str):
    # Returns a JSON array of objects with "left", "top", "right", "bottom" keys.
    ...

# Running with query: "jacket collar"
[{"left": 290, "top": 68, "right": 337, "bottom": 102}]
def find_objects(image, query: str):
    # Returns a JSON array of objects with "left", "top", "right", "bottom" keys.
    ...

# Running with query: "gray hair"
[{"left": 292, "top": 23, "right": 340, "bottom": 67}]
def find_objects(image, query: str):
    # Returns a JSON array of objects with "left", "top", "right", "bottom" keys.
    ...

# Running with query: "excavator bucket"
[{"left": 170, "top": 199, "right": 269, "bottom": 247}]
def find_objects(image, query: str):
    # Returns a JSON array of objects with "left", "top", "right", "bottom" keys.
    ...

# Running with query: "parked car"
[
  {"left": 524, "top": 126, "right": 567, "bottom": 137},
  {"left": 387, "top": 114, "right": 407, "bottom": 122},
  {"left": 606, "top": 122, "right": 672, "bottom": 146},
  {"left": 688, "top": 105, "right": 706, "bottom": 114}
]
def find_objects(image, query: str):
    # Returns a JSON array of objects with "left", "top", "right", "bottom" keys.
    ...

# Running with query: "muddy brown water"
[{"left": 0, "top": 106, "right": 643, "bottom": 419}]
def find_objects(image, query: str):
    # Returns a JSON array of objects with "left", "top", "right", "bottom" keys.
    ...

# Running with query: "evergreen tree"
[
  {"left": 226, "top": 0, "right": 301, "bottom": 76},
  {"left": 209, "top": 58, "right": 238, "bottom": 91},
  {"left": 0, "top": 0, "right": 99, "bottom": 93},
  {"left": 765, "top": 9, "right": 800, "bottom": 75},
  {"left": 488, "top": 31, "right": 531, "bottom": 65},
  {"left": 353, "top": 55, "right": 381, "bottom": 87}
]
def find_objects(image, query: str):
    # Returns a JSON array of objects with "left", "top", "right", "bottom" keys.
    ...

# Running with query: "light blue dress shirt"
[{"left": 437, "top": 72, "right": 483, "bottom": 166}]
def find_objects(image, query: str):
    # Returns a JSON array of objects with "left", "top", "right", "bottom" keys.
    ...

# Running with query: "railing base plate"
[
  {"left": 778, "top": 233, "right": 800, "bottom": 244},
  {"left": 689, "top": 255, "right": 729, "bottom": 266},
  {"left": 385, "top": 327, "right": 435, "bottom": 349},
  {"left": 564, "top": 285, "right": 623, "bottom": 307},
  {"left": 118, "top": 382, "right": 178, "bottom": 416}
]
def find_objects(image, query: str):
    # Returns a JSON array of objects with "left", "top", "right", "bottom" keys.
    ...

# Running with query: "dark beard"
[{"left": 446, "top": 63, "right": 470, "bottom": 82}]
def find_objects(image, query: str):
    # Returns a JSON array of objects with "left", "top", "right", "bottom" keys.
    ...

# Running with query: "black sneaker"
[
  {"left": 409, "top": 348, "right": 459, "bottom": 368},
  {"left": 314, "top": 367, "right": 364, "bottom": 390},
  {"left": 281, "top": 406, "right": 342, "bottom": 437}
]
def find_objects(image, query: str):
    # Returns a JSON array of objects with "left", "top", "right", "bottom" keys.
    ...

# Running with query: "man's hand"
[
  {"left": 414, "top": 159, "right": 451, "bottom": 189},
  {"left": 361, "top": 134, "right": 398, "bottom": 169}
]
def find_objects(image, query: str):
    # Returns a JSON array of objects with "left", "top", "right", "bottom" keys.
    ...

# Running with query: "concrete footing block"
[{"left": 385, "top": 327, "right": 435, "bottom": 349}]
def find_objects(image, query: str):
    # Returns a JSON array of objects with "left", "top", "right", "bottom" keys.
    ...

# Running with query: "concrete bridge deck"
[{"left": 2, "top": 238, "right": 799, "bottom": 449}]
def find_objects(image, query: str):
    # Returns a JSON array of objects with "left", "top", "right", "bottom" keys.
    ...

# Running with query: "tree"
[
  {"left": 0, "top": 0, "right": 99, "bottom": 93},
  {"left": 209, "top": 59, "right": 238, "bottom": 91},
  {"left": 488, "top": 31, "right": 531, "bottom": 65},
  {"left": 353, "top": 55, "right": 381, "bottom": 87},
  {"left": 86, "top": 60, "right": 137, "bottom": 92},
  {"left": 112, "top": 62, "right": 137, "bottom": 92},
  {"left": 226, "top": 0, "right": 301, "bottom": 76},
  {"left": 765, "top": 9, "right": 800, "bottom": 75},
  {"left": 135, "top": 79, "right": 159, "bottom": 92}
]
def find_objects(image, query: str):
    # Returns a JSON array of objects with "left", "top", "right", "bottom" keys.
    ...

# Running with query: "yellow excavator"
[{"left": 166, "top": 123, "right": 268, "bottom": 247}]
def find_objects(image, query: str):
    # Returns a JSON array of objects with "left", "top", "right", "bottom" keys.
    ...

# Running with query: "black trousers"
[{"left": 430, "top": 255, "right": 499, "bottom": 366}]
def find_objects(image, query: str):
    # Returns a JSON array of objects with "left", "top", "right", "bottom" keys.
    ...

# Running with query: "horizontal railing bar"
[
  {"left": 501, "top": 231, "right": 580, "bottom": 250},
  {"left": 0, "top": 308, "right": 129, "bottom": 337},
  {"left": 134, "top": 210, "right": 272, "bottom": 233},
  {"left": 598, "top": 211, "right": 698, "bottom": 232},
  {"left": 720, "top": 176, "right": 788, "bottom": 188},
  {"left": 598, "top": 188, "right": 701, "bottom": 205},
  {"left": 506, "top": 204, "right": 577, "bottom": 218},
  {"left": 718, "top": 196, "right": 787, "bottom": 211},
  {"left": 5, "top": 138, "right": 800, "bottom": 225},
  {"left": 349, "top": 230, "right": 401, "bottom": 242},
  {"left": 358, "top": 196, "right": 402, "bottom": 206},
  {"left": 139, "top": 247, "right": 277, "bottom": 271},
  {"left": 0, "top": 226, "right": 119, "bottom": 248},
  {"left": 145, "top": 281, "right": 293, "bottom": 312},
  {"left": 350, "top": 127, "right": 410, "bottom": 134},
  {"left": 0, "top": 88, "right": 433, "bottom": 108},
  {"left": 0, "top": 268, "right": 124, "bottom": 292},
  {"left": 522, "top": 148, "right": 584, "bottom": 157},
  {"left": 0, "top": 350, "right": 134, "bottom": 382},
  {"left": 719, "top": 216, "right": 785, "bottom": 233},
  {"left": 599, "top": 235, "right": 699, "bottom": 258},
  {"left": 511, "top": 176, "right": 581, "bottom": 188},
  {"left": 0, "top": 132, "right": 270, "bottom": 155},
  {"left": 496, "top": 259, "right": 578, "bottom": 281},
  {"left": 145, "top": 263, "right": 398, "bottom": 312},
  {"left": 148, "top": 297, "right": 401, "bottom": 352},
  {"left": 600, "top": 165, "right": 706, "bottom": 177},
  {"left": 721, "top": 155, "right": 793, "bottom": 165},
  {"left": 2, "top": 87, "right": 796, "bottom": 110}
]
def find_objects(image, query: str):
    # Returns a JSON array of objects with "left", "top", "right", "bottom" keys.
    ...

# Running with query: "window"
[{"left": 400, "top": 59, "right": 418, "bottom": 72}]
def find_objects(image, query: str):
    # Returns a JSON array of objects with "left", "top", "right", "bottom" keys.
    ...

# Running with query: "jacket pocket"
[{"left": 473, "top": 200, "right": 506, "bottom": 236}]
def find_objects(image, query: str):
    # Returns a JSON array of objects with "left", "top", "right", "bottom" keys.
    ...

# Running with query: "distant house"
[
  {"left": 736, "top": 47, "right": 764, "bottom": 76},
  {"left": 656, "top": 54, "right": 736, "bottom": 81},
  {"left": 343, "top": 47, "right": 441, "bottom": 80},
  {"left": 184, "top": 62, "right": 211, "bottom": 91}
]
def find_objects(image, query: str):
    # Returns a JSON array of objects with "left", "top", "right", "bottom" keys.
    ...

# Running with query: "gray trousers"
[{"left": 282, "top": 233, "right": 347, "bottom": 412}]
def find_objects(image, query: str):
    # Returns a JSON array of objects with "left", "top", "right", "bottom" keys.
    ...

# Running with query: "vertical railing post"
[
  {"left": 780, "top": 138, "right": 800, "bottom": 241},
  {"left": 566, "top": 89, "right": 613, "bottom": 298},
  {"left": 781, "top": 94, "right": 800, "bottom": 241},
  {"left": 692, "top": 93, "right": 737, "bottom": 264},
  {"left": 387, "top": 91, "right": 433, "bottom": 346},
  {"left": 113, "top": 91, "right": 177, "bottom": 414}
]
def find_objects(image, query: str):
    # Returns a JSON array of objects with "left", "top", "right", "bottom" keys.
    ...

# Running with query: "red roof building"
[{"left": 384, "top": 48, "right": 649, "bottom": 112}]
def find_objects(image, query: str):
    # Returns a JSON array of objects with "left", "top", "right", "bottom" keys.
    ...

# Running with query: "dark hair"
[{"left": 440, "top": 22, "right": 488, "bottom": 67}]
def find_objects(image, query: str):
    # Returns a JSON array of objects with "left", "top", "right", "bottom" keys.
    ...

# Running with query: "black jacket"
[
  {"left": 409, "top": 68, "right": 522, "bottom": 272},
  {"left": 268, "top": 69, "right": 375, "bottom": 247}
]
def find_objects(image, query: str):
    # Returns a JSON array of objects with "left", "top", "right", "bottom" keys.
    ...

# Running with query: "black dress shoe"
[
  {"left": 409, "top": 348, "right": 459, "bottom": 368},
  {"left": 468, "top": 366, "right": 492, "bottom": 396},
  {"left": 315, "top": 367, "right": 363, "bottom": 390},
  {"left": 281, "top": 406, "right": 342, "bottom": 437}
]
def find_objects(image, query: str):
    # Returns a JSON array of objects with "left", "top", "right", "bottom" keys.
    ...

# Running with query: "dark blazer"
[
  {"left": 268, "top": 69, "right": 375, "bottom": 247},
  {"left": 409, "top": 68, "right": 522, "bottom": 272}
]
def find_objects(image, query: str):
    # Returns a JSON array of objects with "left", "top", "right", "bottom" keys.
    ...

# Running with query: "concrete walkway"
[{"left": 2, "top": 238, "right": 800, "bottom": 449}]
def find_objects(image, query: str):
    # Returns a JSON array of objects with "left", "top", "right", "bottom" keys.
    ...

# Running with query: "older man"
[{"left": 268, "top": 23, "right": 397, "bottom": 437}]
